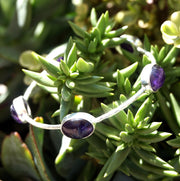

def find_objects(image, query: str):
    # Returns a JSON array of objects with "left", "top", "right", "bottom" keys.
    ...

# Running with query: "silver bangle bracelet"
[{"left": 10, "top": 47, "right": 165, "bottom": 139}]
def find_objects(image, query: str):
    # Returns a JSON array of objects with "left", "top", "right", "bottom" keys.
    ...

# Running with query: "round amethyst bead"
[
  {"left": 150, "top": 65, "right": 165, "bottom": 91},
  {"left": 10, "top": 104, "right": 22, "bottom": 123},
  {"left": 61, "top": 118, "right": 94, "bottom": 139}
]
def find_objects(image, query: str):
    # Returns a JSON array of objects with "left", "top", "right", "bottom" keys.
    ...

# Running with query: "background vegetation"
[{"left": 1, "top": 0, "right": 180, "bottom": 180}]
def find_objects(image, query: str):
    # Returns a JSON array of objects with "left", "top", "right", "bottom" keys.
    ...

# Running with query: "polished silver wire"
[
  {"left": 23, "top": 81, "right": 37, "bottom": 101},
  {"left": 23, "top": 115, "right": 61, "bottom": 130},
  {"left": 94, "top": 86, "right": 146, "bottom": 123},
  {"left": 137, "top": 47, "right": 156, "bottom": 64}
]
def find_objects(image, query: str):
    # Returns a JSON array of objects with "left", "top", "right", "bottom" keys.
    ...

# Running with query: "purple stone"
[
  {"left": 10, "top": 104, "right": 23, "bottom": 123},
  {"left": 57, "top": 57, "right": 63, "bottom": 62},
  {"left": 120, "top": 42, "right": 134, "bottom": 53},
  {"left": 150, "top": 65, "right": 165, "bottom": 91},
  {"left": 61, "top": 118, "right": 94, "bottom": 139}
]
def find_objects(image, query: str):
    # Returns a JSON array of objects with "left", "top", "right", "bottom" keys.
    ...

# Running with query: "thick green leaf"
[
  {"left": 167, "top": 137, "right": 180, "bottom": 147},
  {"left": 130, "top": 155, "right": 178, "bottom": 177},
  {"left": 59, "top": 97, "right": 72, "bottom": 121},
  {"left": 60, "top": 60, "right": 70, "bottom": 76},
  {"left": 143, "top": 34, "right": 151, "bottom": 51},
  {"left": 68, "top": 21, "right": 86, "bottom": 38},
  {"left": 150, "top": 45, "right": 159, "bottom": 61},
  {"left": 37, "top": 83, "right": 58, "bottom": 94},
  {"left": 134, "top": 142, "right": 156, "bottom": 152},
  {"left": 127, "top": 109, "right": 134, "bottom": 127},
  {"left": 124, "top": 78, "right": 131, "bottom": 95},
  {"left": 51, "top": 109, "right": 60, "bottom": 117},
  {"left": 134, "top": 148, "right": 174, "bottom": 169},
  {"left": 91, "top": 28, "right": 101, "bottom": 43},
  {"left": 120, "top": 131, "right": 134, "bottom": 143},
  {"left": 23, "top": 69, "right": 56, "bottom": 87},
  {"left": 169, "top": 156, "right": 180, "bottom": 173},
  {"left": 26, "top": 125, "right": 55, "bottom": 181},
  {"left": 138, "top": 132, "right": 171, "bottom": 144},
  {"left": 113, "top": 62, "right": 138, "bottom": 79},
  {"left": 90, "top": 8, "right": 97, "bottom": 27},
  {"left": 87, "top": 134, "right": 107, "bottom": 151},
  {"left": 113, "top": 101, "right": 128, "bottom": 126},
  {"left": 96, "top": 153, "right": 115, "bottom": 181},
  {"left": 75, "top": 83, "right": 113, "bottom": 94},
  {"left": 101, "top": 37, "right": 125, "bottom": 48},
  {"left": 75, "top": 76, "right": 103, "bottom": 85},
  {"left": 124, "top": 159, "right": 151, "bottom": 180},
  {"left": 104, "top": 11, "right": 109, "bottom": 27},
  {"left": 116, "top": 70, "right": 125, "bottom": 93},
  {"left": 157, "top": 91, "right": 180, "bottom": 134},
  {"left": 73, "top": 90, "right": 114, "bottom": 98},
  {"left": 162, "top": 46, "right": 178, "bottom": 66},
  {"left": 158, "top": 46, "right": 166, "bottom": 63},
  {"left": 125, "top": 123, "right": 134, "bottom": 133},
  {"left": 95, "top": 123, "right": 121, "bottom": 141},
  {"left": 76, "top": 58, "right": 94, "bottom": 73},
  {"left": 170, "top": 93, "right": 180, "bottom": 127},
  {"left": 135, "top": 97, "right": 152, "bottom": 123},
  {"left": 88, "top": 39, "right": 98, "bottom": 53},
  {"left": 105, "top": 26, "right": 128, "bottom": 38},
  {"left": 104, "top": 145, "right": 130, "bottom": 177},
  {"left": 70, "top": 72, "right": 79, "bottom": 78},
  {"left": 19, "top": 50, "right": 41, "bottom": 71},
  {"left": 32, "top": 52, "right": 60, "bottom": 77},
  {"left": 64, "top": 37, "right": 74, "bottom": 61},
  {"left": 61, "top": 85, "right": 72, "bottom": 101},
  {"left": 75, "top": 39, "right": 88, "bottom": 53},
  {"left": 101, "top": 103, "right": 122, "bottom": 130},
  {"left": 136, "top": 122, "right": 162, "bottom": 135},
  {"left": 96, "top": 14, "right": 106, "bottom": 36},
  {"left": 67, "top": 43, "right": 77, "bottom": 68},
  {"left": 106, "top": 138, "right": 116, "bottom": 151},
  {"left": 1, "top": 132, "right": 39, "bottom": 179}
]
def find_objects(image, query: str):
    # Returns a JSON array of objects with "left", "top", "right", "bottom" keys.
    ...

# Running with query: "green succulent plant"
[
  {"left": 1, "top": 2, "right": 180, "bottom": 181},
  {"left": 161, "top": 11, "right": 180, "bottom": 48}
]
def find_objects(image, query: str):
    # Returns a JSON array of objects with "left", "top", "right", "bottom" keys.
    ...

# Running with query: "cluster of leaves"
[
  {"left": 21, "top": 9, "right": 127, "bottom": 121},
  {"left": 1, "top": 1, "right": 180, "bottom": 181},
  {"left": 84, "top": 37, "right": 180, "bottom": 180},
  {"left": 161, "top": 11, "right": 180, "bottom": 48}
]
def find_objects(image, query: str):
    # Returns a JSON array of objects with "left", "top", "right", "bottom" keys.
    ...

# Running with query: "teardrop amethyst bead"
[
  {"left": 120, "top": 42, "right": 134, "bottom": 53},
  {"left": 61, "top": 118, "right": 94, "bottom": 139},
  {"left": 10, "top": 104, "right": 23, "bottom": 123},
  {"left": 150, "top": 65, "right": 165, "bottom": 91}
]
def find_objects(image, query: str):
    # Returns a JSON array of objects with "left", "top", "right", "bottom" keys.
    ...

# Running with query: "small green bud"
[
  {"left": 76, "top": 58, "right": 94, "bottom": 73},
  {"left": 66, "top": 79, "right": 75, "bottom": 89},
  {"left": 19, "top": 51, "right": 41, "bottom": 71}
]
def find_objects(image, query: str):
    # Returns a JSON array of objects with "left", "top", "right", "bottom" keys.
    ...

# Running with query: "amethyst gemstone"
[
  {"left": 120, "top": 42, "right": 134, "bottom": 53},
  {"left": 150, "top": 65, "right": 165, "bottom": 91},
  {"left": 57, "top": 57, "right": 63, "bottom": 62},
  {"left": 10, "top": 104, "right": 22, "bottom": 123},
  {"left": 61, "top": 118, "right": 94, "bottom": 139}
]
